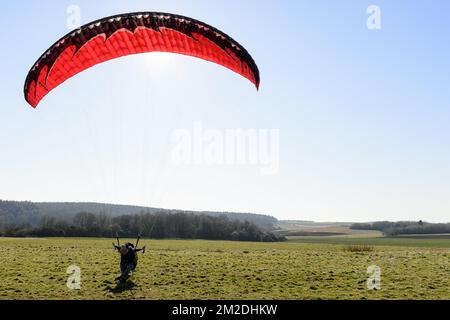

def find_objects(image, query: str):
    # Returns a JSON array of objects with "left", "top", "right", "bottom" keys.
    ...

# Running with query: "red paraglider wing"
[{"left": 24, "top": 12, "right": 260, "bottom": 108}]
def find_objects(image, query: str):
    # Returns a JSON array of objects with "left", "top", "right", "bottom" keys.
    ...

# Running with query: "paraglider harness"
[{"left": 113, "top": 234, "right": 146, "bottom": 283}]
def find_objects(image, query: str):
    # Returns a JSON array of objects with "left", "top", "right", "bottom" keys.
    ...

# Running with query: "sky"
[{"left": 1, "top": 1, "right": 450, "bottom": 222}]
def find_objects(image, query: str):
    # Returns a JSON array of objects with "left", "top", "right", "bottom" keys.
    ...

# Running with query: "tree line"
[
  {"left": 0, "top": 211, "right": 286, "bottom": 242},
  {"left": 0, "top": 200, "right": 278, "bottom": 230},
  {"left": 350, "top": 221, "right": 450, "bottom": 236}
]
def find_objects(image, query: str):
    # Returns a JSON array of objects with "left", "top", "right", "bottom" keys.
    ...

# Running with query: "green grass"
[
  {"left": 287, "top": 235, "right": 450, "bottom": 248},
  {"left": 0, "top": 237, "right": 449, "bottom": 300}
]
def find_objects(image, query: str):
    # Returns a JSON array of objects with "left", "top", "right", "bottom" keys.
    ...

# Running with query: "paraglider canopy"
[{"left": 24, "top": 12, "right": 260, "bottom": 108}]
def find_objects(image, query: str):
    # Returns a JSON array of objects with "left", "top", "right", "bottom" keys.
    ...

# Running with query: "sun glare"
[{"left": 142, "top": 52, "right": 186, "bottom": 74}]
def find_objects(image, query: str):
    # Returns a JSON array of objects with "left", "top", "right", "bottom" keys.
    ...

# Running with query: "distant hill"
[
  {"left": 0, "top": 200, "right": 277, "bottom": 230},
  {"left": 350, "top": 221, "right": 450, "bottom": 236}
]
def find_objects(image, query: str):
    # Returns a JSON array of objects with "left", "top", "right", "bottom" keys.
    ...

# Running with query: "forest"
[
  {"left": 0, "top": 200, "right": 284, "bottom": 242},
  {"left": 350, "top": 221, "right": 450, "bottom": 236}
]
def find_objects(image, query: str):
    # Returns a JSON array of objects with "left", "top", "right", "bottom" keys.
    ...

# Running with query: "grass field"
[
  {"left": 287, "top": 235, "right": 450, "bottom": 248},
  {"left": 0, "top": 237, "right": 449, "bottom": 300}
]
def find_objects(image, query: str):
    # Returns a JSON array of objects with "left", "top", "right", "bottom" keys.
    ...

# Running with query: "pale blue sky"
[{"left": 1, "top": 1, "right": 449, "bottom": 222}]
